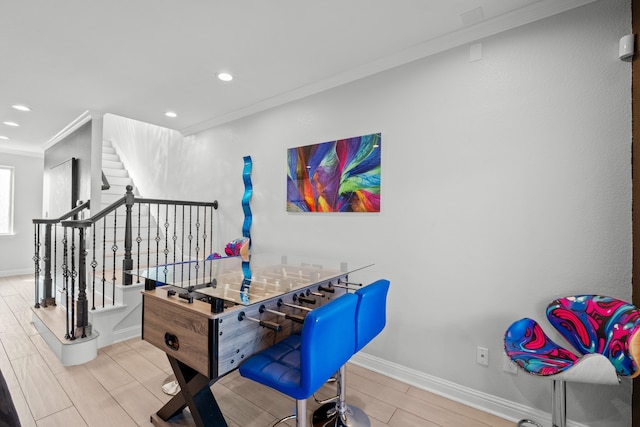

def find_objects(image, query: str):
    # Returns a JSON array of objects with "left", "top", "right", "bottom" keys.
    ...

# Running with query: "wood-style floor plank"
[
  {"left": 11, "top": 353, "right": 72, "bottom": 420},
  {"left": 36, "top": 407, "right": 88, "bottom": 427},
  {"left": 55, "top": 364, "right": 137, "bottom": 427},
  {"left": 0, "top": 274, "right": 513, "bottom": 426}
]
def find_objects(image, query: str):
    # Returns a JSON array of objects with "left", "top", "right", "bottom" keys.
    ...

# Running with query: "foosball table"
[{"left": 137, "top": 254, "right": 372, "bottom": 427}]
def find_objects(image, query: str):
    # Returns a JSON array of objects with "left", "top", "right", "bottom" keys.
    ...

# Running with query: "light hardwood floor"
[{"left": 0, "top": 274, "right": 514, "bottom": 427}]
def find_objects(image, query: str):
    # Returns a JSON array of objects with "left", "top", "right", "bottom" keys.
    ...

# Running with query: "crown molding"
[
  {"left": 44, "top": 110, "right": 105, "bottom": 150},
  {"left": 180, "top": 0, "right": 597, "bottom": 136}
]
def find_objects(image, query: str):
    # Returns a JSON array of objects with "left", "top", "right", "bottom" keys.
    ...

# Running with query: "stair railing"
[
  {"left": 33, "top": 185, "right": 219, "bottom": 341},
  {"left": 32, "top": 200, "right": 91, "bottom": 309}
]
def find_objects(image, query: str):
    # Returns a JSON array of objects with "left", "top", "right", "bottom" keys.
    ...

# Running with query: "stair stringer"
[{"left": 88, "top": 281, "right": 144, "bottom": 348}]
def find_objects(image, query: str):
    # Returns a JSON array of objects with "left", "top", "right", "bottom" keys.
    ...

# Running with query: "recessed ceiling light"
[
  {"left": 217, "top": 72, "right": 233, "bottom": 82},
  {"left": 0, "top": 136, "right": 8, "bottom": 140},
  {"left": 11, "top": 104, "right": 31, "bottom": 112},
  {"left": 3, "top": 121, "right": 19, "bottom": 127},
  {"left": 165, "top": 111, "right": 177, "bottom": 118}
]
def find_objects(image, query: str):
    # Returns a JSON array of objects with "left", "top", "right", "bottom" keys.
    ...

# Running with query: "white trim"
[
  {"left": 0, "top": 165, "right": 14, "bottom": 236},
  {"left": 0, "top": 146, "right": 44, "bottom": 157},
  {"left": 350, "top": 352, "right": 591, "bottom": 427},
  {"left": 0, "top": 268, "right": 33, "bottom": 277},
  {"left": 44, "top": 110, "right": 93, "bottom": 150},
  {"left": 180, "top": 0, "right": 597, "bottom": 136}
]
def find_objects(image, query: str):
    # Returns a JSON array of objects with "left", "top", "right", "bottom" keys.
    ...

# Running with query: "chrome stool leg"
[
  {"left": 517, "top": 421, "right": 542, "bottom": 427},
  {"left": 515, "top": 380, "right": 565, "bottom": 427},
  {"left": 551, "top": 380, "right": 566, "bottom": 427},
  {"left": 312, "top": 366, "right": 370, "bottom": 427}
]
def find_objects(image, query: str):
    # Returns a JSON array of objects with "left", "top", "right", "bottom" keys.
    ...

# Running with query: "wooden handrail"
[{"left": 32, "top": 200, "right": 91, "bottom": 225}]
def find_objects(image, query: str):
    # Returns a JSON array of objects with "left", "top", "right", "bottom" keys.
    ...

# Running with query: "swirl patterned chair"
[{"left": 504, "top": 295, "right": 640, "bottom": 427}]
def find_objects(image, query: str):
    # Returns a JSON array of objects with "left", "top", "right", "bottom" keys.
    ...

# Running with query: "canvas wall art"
[{"left": 287, "top": 132, "right": 381, "bottom": 212}]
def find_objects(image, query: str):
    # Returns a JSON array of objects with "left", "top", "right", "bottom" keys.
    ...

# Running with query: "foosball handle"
[
  {"left": 285, "top": 313, "right": 306, "bottom": 324},
  {"left": 238, "top": 311, "right": 283, "bottom": 332},
  {"left": 294, "top": 294, "right": 316, "bottom": 305},
  {"left": 318, "top": 285, "right": 335, "bottom": 293},
  {"left": 178, "top": 292, "right": 193, "bottom": 304}
]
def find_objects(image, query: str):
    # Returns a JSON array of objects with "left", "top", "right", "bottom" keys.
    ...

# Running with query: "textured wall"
[{"left": 109, "top": 1, "right": 632, "bottom": 424}]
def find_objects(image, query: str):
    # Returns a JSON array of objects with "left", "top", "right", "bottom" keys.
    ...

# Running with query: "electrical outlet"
[
  {"left": 503, "top": 353, "right": 518, "bottom": 374},
  {"left": 476, "top": 346, "right": 489, "bottom": 366}
]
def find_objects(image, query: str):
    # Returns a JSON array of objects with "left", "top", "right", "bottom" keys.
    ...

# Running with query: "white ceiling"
[{"left": 0, "top": 0, "right": 596, "bottom": 154}]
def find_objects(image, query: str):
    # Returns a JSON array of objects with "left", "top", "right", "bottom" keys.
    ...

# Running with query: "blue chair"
[
  {"left": 313, "top": 279, "right": 390, "bottom": 427},
  {"left": 239, "top": 293, "right": 358, "bottom": 427}
]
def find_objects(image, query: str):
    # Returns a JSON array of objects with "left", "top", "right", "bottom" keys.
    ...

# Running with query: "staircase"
[
  {"left": 32, "top": 141, "right": 219, "bottom": 366},
  {"left": 33, "top": 142, "right": 151, "bottom": 365},
  {"left": 86, "top": 141, "right": 155, "bottom": 348}
]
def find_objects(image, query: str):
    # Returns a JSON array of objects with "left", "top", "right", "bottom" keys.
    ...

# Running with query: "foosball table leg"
[{"left": 154, "top": 355, "right": 228, "bottom": 427}]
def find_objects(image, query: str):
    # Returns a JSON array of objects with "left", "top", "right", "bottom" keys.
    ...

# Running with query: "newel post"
[
  {"left": 76, "top": 225, "right": 89, "bottom": 338},
  {"left": 122, "top": 185, "right": 134, "bottom": 285}
]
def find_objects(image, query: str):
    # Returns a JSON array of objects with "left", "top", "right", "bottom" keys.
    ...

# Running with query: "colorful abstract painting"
[{"left": 287, "top": 133, "right": 381, "bottom": 212}]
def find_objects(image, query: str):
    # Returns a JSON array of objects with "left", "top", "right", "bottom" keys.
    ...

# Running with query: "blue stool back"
[
  {"left": 239, "top": 292, "right": 358, "bottom": 401},
  {"left": 301, "top": 293, "right": 358, "bottom": 397},
  {"left": 355, "top": 279, "right": 390, "bottom": 352}
]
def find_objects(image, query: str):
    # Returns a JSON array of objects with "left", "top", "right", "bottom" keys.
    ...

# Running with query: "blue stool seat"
[
  {"left": 240, "top": 293, "right": 358, "bottom": 427},
  {"left": 241, "top": 335, "right": 303, "bottom": 398}
]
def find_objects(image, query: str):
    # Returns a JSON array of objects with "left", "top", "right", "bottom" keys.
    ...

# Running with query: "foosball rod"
[
  {"left": 277, "top": 299, "right": 313, "bottom": 312},
  {"left": 259, "top": 304, "right": 306, "bottom": 323},
  {"left": 237, "top": 311, "right": 282, "bottom": 332}
]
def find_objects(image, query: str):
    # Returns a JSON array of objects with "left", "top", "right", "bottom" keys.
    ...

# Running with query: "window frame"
[{"left": 0, "top": 165, "right": 15, "bottom": 236}]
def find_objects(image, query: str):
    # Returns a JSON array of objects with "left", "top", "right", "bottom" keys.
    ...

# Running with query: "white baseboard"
[
  {"left": 113, "top": 325, "right": 141, "bottom": 345},
  {"left": 0, "top": 268, "right": 33, "bottom": 277},
  {"left": 350, "top": 352, "right": 590, "bottom": 427}
]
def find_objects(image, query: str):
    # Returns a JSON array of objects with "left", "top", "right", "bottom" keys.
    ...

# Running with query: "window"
[{"left": 0, "top": 166, "right": 14, "bottom": 235}]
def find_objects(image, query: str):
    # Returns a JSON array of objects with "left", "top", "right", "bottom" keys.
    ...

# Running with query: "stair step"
[
  {"left": 102, "top": 184, "right": 130, "bottom": 196},
  {"left": 104, "top": 176, "right": 133, "bottom": 187},
  {"left": 103, "top": 159, "right": 124, "bottom": 170},
  {"left": 103, "top": 167, "right": 128, "bottom": 177},
  {"left": 102, "top": 153, "right": 119, "bottom": 162}
]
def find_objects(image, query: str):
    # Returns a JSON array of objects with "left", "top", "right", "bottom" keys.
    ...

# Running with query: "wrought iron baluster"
[
  {"left": 70, "top": 228, "right": 76, "bottom": 340},
  {"left": 102, "top": 216, "right": 106, "bottom": 308},
  {"left": 164, "top": 204, "right": 169, "bottom": 267},
  {"left": 53, "top": 225, "right": 58, "bottom": 304},
  {"left": 172, "top": 204, "right": 177, "bottom": 267},
  {"left": 135, "top": 203, "right": 142, "bottom": 283},
  {"left": 188, "top": 205, "right": 193, "bottom": 286},
  {"left": 155, "top": 203, "right": 161, "bottom": 268},
  {"left": 195, "top": 206, "right": 200, "bottom": 284},
  {"left": 147, "top": 203, "right": 151, "bottom": 280},
  {"left": 62, "top": 228, "right": 70, "bottom": 339},
  {"left": 91, "top": 225, "right": 96, "bottom": 310},
  {"left": 181, "top": 205, "right": 185, "bottom": 284},
  {"left": 209, "top": 209, "right": 213, "bottom": 282},
  {"left": 202, "top": 206, "right": 208, "bottom": 281},
  {"left": 111, "top": 209, "right": 118, "bottom": 305},
  {"left": 33, "top": 224, "right": 41, "bottom": 308}
]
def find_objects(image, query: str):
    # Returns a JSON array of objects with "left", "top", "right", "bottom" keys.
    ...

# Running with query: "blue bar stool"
[
  {"left": 239, "top": 293, "right": 358, "bottom": 427},
  {"left": 312, "top": 279, "right": 390, "bottom": 427}
]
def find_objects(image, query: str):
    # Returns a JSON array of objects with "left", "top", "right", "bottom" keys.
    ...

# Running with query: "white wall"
[
  {"left": 108, "top": 1, "right": 632, "bottom": 425},
  {"left": 0, "top": 150, "right": 44, "bottom": 276}
]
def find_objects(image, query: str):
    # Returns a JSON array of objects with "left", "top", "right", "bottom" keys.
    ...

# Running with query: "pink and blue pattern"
[
  {"left": 505, "top": 318, "right": 578, "bottom": 376},
  {"left": 547, "top": 295, "right": 640, "bottom": 377},
  {"left": 505, "top": 295, "right": 640, "bottom": 378}
]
